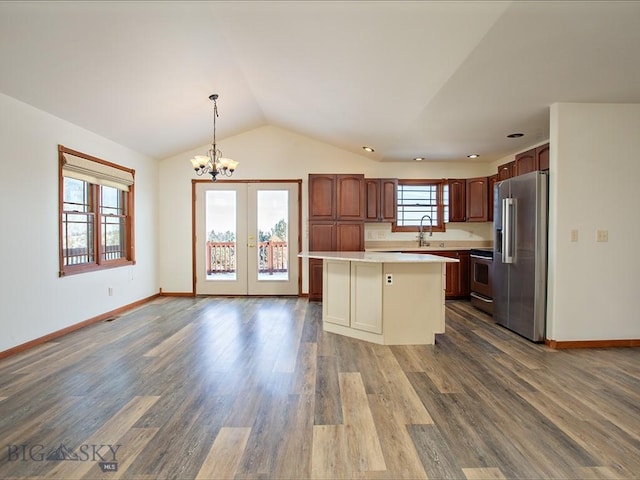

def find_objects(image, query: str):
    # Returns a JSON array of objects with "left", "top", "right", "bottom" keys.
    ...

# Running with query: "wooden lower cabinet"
[
  {"left": 308, "top": 221, "right": 364, "bottom": 301},
  {"left": 410, "top": 250, "right": 470, "bottom": 299},
  {"left": 308, "top": 258, "right": 324, "bottom": 302}
]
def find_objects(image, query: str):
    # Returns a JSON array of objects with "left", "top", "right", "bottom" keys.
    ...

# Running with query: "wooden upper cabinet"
[
  {"left": 515, "top": 148, "right": 537, "bottom": 176},
  {"left": 365, "top": 178, "right": 397, "bottom": 222},
  {"left": 488, "top": 174, "right": 498, "bottom": 222},
  {"left": 365, "top": 179, "right": 379, "bottom": 221},
  {"left": 497, "top": 161, "right": 515, "bottom": 180},
  {"left": 537, "top": 143, "right": 550, "bottom": 171},
  {"left": 466, "top": 176, "right": 489, "bottom": 222},
  {"left": 309, "top": 173, "right": 364, "bottom": 221},
  {"left": 448, "top": 179, "right": 466, "bottom": 222},
  {"left": 308, "top": 174, "right": 365, "bottom": 301},
  {"left": 380, "top": 179, "right": 398, "bottom": 222},
  {"left": 308, "top": 174, "right": 336, "bottom": 220},
  {"left": 336, "top": 174, "right": 365, "bottom": 221}
]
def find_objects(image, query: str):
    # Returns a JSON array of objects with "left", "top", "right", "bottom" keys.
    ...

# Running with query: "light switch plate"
[
  {"left": 570, "top": 229, "right": 578, "bottom": 242},
  {"left": 596, "top": 229, "right": 608, "bottom": 242}
]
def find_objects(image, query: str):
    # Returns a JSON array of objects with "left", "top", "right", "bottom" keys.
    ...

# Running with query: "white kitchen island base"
[{"left": 300, "top": 252, "right": 457, "bottom": 345}]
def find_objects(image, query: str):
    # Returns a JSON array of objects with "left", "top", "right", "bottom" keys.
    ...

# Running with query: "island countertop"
[{"left": 298, "top": 251, "right": 459, "bottom": 263}]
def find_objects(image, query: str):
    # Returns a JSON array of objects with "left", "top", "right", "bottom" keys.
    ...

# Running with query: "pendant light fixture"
[{"left": 190, "top": 94, "right": 238, "bottom": 181}]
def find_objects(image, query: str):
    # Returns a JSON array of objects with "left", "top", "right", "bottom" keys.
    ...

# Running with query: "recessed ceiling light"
[
  {"left": 362, "top": 146, "right": 375, "bottom": 153},
  {"left": 507, "top": 133, "right": 524, "bottom": 138},
  {"left": 414, "top": 157, "right": 425, "bottom": 162},
  {"left": 467, "top": 154, "right": 480, "bottom": 159}
]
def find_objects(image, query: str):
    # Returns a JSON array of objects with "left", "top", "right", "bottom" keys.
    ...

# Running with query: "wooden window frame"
[
  {"left": 392, "top": 179, "right": 447, "bottom": 233},
  {"left": 58, "top": 145, "right": 136, "bottom": 277}
]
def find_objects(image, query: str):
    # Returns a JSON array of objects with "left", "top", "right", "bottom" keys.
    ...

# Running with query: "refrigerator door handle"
[{"left": 502, "top": 198, "right": 514, "bottom": 264}]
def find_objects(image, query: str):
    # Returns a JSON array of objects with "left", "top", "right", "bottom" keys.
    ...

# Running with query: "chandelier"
[{"left": 190, "top": 94, "right": 238, "bottom": 181}]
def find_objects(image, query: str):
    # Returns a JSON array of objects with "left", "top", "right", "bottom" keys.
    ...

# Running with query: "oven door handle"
[
  {"left": 470, "top": 292, "right": 493, "bottom": 303},
  {"left": 470, "top": 254, "right": 492, "bottom": 260}
]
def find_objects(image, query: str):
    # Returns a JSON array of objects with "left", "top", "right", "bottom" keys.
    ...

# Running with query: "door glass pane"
[
  {"left": 206, "top": 190, "right": 237, "bottom": 281},
  {"left": 257, "top": 190, "right": 289, "bottom": 281}
]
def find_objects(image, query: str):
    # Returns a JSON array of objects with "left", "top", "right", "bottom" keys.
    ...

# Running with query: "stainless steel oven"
[{"left": 470, "top": 248, "right": 493, "bottom": 315}]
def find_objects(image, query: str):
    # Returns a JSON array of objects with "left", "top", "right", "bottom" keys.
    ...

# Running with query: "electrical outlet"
[
  {"left": 385, "top": 274, "right": 393, "bottom": 285},
  {"left": 570, "top": 229, "right": 578, "bottom": 242},
  {"left": 108, "top": 287, "right": 113, "bottom": 296},
  {"left": 596, "top": 229, "right": 608, "bottom": 242}
]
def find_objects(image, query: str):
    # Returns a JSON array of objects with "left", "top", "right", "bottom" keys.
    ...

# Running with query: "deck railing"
[
  {"left": 63, "top": 245, "right": 124, "bottom": 265},
  {"left": 205, "top": 241, "right": 288, "bottom": 275}
]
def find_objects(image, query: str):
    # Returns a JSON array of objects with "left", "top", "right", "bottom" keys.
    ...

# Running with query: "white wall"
[
  {"left": 158, "top": 125, "right": 494, "bottom": 294},
  {"left": 0, "top": 93, "right": 159, "bottom": 352},
  {"left": 547, "top": 103, "right": 640, "bottom": 341}
]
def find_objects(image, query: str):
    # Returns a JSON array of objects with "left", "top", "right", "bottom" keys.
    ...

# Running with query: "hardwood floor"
[{"left": 1, "top": 297, "right": 639, "bottom": 479}]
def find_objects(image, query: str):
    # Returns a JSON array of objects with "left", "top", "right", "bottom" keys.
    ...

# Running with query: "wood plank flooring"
[{"left": 1, "top": 297, "right": 639, "bottom": 479}]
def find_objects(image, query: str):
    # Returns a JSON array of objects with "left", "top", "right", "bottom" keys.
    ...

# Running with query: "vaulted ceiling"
[{"left": 1, "top": 1, "right": 639, "bottom": 163}]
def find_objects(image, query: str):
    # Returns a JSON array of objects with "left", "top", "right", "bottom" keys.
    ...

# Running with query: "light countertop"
[
  {"left": 364, "top": 241, "right": 492, "bottom": 253},
  {"left": 298, "top": 251, "right": 459, "bottom": 263}
]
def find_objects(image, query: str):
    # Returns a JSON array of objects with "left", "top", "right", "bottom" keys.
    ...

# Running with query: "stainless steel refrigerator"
[{"left": 493, "top": 170, "right": 548, "bottom": 342}]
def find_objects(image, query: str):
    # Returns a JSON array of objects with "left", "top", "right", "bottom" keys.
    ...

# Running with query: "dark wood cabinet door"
[
  {"left": 448, "top": 179, "right": 466, "bottom": 222},
  {"left": 365, "top": 179, "right": 380, "bottom": 221},
  {"left": 445, "top": 262, "right": 458, "bottom": 298},
  {"left": 497, "top": 161, "right": 515, "bottom": 180},
  {"left": 515, "top": 148, "right": 537, "bottom": 176},
  {"left": 336, "top": 222, "right": 364, "bottom": 251},
  {"left": 488, "top": 174, "right": 498, "bottom": 222},
  {"left": 364, "top": 178, "right": 397, "bottom": 222},
  {"left": 380, "top": 178, "right": 397, "bottom": 222},
  {"left": 457, "top": 251, "right": 470, "bottom": 297},
  {"left": 426, "top": 250, "right": 470, "bottom": 299},
  {"left": 537, "top": 143, "right": 550, "bottom": 171},
  {"left": 439, "top": 251, "right": 459, "bottom": 298},
  {"left": 336, "top": 174, "right": 365, "bottom": 221},
  {"left": 466, "top": 177, "right": 488, "bottom": 222},
  {"left": 308, "top": 258, "right": 324, "bottom": 302},
  {"left": 308, "top": 222, "right": 336, "bottom": 251},
  {"left": 308, "top": 174, "right": 336, "bottom": 220}
]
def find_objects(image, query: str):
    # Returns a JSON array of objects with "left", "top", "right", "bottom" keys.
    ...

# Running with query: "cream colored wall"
[
  {"left": 547, "top": 103, "right": 640, "bottom": 341},
  {"left": 0, "top": 93, "right": 159, "bottom": 353},
  {"left": 158, "top": 125, "right": 494, "bottom": 294}
]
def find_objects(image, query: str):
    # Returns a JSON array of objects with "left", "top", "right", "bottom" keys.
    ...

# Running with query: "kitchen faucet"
[{"left": 418, "top": 214, "right": 433, "bottom": 247}]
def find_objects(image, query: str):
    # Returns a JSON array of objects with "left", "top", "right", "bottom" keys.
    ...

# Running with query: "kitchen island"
[{"left": 299, "top": 251, "right": 458, "bottom": 345}]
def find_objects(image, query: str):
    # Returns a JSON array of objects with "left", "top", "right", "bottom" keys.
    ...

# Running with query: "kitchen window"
[
  {"left": 58, "top": 145, "right": 135, "bottom": 276},
  {"left": 393, "top": 179, "right": 447, "bottom": 232}
]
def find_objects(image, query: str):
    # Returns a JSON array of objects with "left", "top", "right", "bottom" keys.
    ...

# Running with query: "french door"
[{"left": 194, "top": 181, "right": 300, "bottom": 295}]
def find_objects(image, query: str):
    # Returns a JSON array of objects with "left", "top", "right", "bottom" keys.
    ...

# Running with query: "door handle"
[
  {"left": 248, "top": 243, "right": 255, "bottom": 248},
  {"left": 502, "top": 198, "right": 514, "bottom": 264}
]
